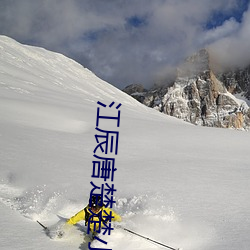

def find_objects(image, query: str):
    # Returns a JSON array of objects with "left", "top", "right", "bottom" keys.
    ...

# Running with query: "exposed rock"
[
  {"left": 123, "top": 49, "right": 250, "bottom": 130},
  {"left": 123, "top": 83, "right": 146, "bottom": 95},
  {"left": 122, "top": 84, "right": 147, "bottom": 103},
  {"left": 217, "top": 66, "right": 250, "bottom": 99}
]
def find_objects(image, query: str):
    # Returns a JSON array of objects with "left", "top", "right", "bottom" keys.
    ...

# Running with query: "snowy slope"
[{"left": 0, "top": 36, "right": 250, "bottom": 250}]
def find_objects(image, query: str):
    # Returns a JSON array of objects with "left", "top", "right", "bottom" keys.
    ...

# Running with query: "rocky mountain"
[
  {"left": 217, "top": 66, "right": 250, "bottom": 100},
  {"left": 123, "top": 49, "right": 250, "bottom": 130}
]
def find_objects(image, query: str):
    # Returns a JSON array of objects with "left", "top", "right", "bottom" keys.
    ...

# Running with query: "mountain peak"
[
  {"left": 177, "top": 49, "right": 211, "bottom": 78},
  {"left": 124, "top": 48, "right": 250, "bottom": 130}
]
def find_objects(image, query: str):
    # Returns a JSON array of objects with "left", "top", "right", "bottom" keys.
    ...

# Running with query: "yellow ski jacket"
[{"left": 67, "top": 205, "right": 121, "bottom": 232}]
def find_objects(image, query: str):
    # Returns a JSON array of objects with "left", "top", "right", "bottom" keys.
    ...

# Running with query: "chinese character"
[
  {"left": 96, "top": 101, "right": 121, "bottom": 127},
  {"left": 94, "top": 127, "right": 119, "bottom": 155},
  {"left": 91, "top": 155, "right": 117, "bottom": 181}
]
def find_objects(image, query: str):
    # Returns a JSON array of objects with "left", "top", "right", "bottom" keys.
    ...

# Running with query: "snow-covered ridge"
[
  {"left": 0, "top": 35, "right": 141, "bottom": 105},
  {"left": 0, "top": 35, "right": 160, "bottom": 134}
]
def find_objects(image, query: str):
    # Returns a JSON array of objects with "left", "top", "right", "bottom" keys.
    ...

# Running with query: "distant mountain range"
[{"left": 123, "top": 49, "right": 250, "bottom": 130}]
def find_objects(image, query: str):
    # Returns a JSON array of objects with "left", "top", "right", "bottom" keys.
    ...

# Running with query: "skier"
[{"left": 66, "top": 195, "right": 122, "bottom": 235}]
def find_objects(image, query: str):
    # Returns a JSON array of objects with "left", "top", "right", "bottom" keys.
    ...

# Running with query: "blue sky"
[
  {"left": 0, "top": 0, "right": 249, "bottom": 89},
  {"left": 206, "top": 0, "right": 249, "bottom": 28}
]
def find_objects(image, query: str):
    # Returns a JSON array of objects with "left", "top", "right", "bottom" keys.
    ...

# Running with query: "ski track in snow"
[{"left": 0, "top": 179, "right": 211, "bottom": 250}]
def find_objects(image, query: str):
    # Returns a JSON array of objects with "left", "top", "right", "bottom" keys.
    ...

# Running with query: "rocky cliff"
[{"left": 123, "top": 49, "right": 250, "bottom": 130}]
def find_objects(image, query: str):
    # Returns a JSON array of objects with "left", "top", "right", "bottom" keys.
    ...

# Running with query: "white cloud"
[
  {"left": 0, "top": 0, "right": 249, "bottom": 88},
  {"left": 200, "top": 18, "right": 240, "bottom": 45},
  {"left": 209, "top": 5, "right": 250, "bottom": 68}
]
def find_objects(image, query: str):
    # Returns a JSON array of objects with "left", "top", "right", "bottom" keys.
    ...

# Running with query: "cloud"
[
  {"left": 200, "top": 18, "right": 240, "bottom": 45},
  {"left": 0, "top": 0, "right": 249, "bottom": 88},
  {"left": 209, "top": 4, "right": 250, "bottom": 69}
]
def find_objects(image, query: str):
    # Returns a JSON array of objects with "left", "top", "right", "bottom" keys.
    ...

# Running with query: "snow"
[
  {"left": 234, "top": 93, "right": 250, "bottom": 107},
  {"left": 0, "top": 35, "right": 250, "bottom": 250}
]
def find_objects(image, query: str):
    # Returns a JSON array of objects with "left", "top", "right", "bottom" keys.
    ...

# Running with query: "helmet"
[{"left": 89, "top": 195, "right": 102, "bottom": 208}]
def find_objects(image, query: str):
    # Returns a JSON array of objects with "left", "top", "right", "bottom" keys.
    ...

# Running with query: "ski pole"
[
  {"left": 37, "top": 220, "right": 48, "bottom": 231},
  {"left": 122, "top": 227, "right": 180, "bottom": 250}
]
